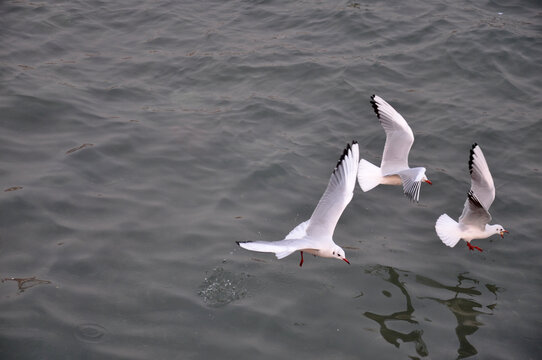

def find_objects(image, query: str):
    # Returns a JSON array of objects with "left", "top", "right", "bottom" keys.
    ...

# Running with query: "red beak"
[
  {"left": 343, "top": 258, "right": 350, "bottom": 265},
  {"left": 500, "top": 230, "right": 509, "bottom": 238},
  {"left": 424, "top": 180, "right": 432, "bottom": 185}
]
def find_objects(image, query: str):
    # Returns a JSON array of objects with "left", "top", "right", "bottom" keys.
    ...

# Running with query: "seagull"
[
  {"left": 237, "top": 141, "right": 359, "bottom": 266},
  {"left": 357, "top": 94, "right": 431, "bottom": 202},
  {"left": 435, "top": 143, "right": 508, "bottom": 251}
]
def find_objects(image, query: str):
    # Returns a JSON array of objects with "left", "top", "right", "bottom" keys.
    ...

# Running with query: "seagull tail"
[
  {"left": 435, "top": 214, "right": 462, "bottom": 248},
  {"left": 357, "top": 159, "right": 382, "bottom": 192}
]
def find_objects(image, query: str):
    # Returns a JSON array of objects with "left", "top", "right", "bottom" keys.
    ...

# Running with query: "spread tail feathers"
[
  {"left": 435, "top": 214, "right": 462, "bottom": 247},
  {"left": 357, "top": 159, "right": 382, "bottom": 192}
]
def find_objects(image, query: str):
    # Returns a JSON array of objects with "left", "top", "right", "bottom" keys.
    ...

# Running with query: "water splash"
[{"left": 198, "top": 267, "right": 248, "bottom": 307}]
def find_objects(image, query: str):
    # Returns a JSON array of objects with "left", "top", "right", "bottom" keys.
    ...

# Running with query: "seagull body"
[
  {"left": 237, "top": 142, "right": 360, "bottom": 266},
  {"left": 435, "top": 143, "right": 508, "bottom": 251},
  {"left": 358, "top": 95, "right": 431, "bottom": 202}
]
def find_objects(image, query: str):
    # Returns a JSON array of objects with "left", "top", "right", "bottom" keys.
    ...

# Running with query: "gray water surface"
[{"left": 1, "top": 0, "right": 541, "bottom": 359}]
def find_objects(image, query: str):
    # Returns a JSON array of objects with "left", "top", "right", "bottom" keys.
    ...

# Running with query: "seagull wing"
[
  {"left": 398, "top": 167, "right": 427, "bottom": 202},
  {"left": 285, "top": 220, "right": 310, "bottom": 239},
  {"left": 371, "top": 95, "right": 414, "bottom": 175},
  {"left": 305, "top": 141, "right": 360, "bottom": 241},
  {"left": 237, "top": 239, "right": 319, "bottom": 259},
  {"left": 459, "top": 191, "right": 492, "bottom": 230},
  {"left": 468, "top": 143, "right": 495, "bottom": 210}
]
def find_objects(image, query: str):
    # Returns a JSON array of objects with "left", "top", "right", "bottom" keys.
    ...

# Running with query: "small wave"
[
  {"left": 66, "top": 143, "right": 94, "bottom": 154},
  {"left": 1, "top": 276, "right": 51, "bottom": 294}
]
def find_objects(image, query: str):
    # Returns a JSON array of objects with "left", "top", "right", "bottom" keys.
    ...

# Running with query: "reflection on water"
[
  {"left": 364, "top": 266, "right": 428, "bottom": 358},
  {"left": 363, "top": 266, "right": 501, "bottom": 359},
  {"left": 417, "top": 272, "right": 495, "bottom": 359}
]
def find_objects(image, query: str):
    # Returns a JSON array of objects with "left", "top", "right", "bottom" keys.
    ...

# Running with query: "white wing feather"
[
  {"left": 459, "top": 191, "right": 492, "bottom": 230},
  {"left": 305, "top": 142, "right": 360, "bottom": 241},
  {"left": 371, "top": 95, "right": 414, "bottom": 175},
  {"left": 237, "top": 239, "right": 318, "bottom": 259},
  {"left": 468, "top": 143, "right": 495, "bottom": 210},
  {"left": 285, "top": 220, "right": 310, "bottom": 239},
  {"left": 398, "top": 167, "right": 426, "bottom": 202}
]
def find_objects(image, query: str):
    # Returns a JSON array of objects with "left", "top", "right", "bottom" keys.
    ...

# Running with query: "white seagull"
[
  {"left": 237, "top": 141, "right": 360, "bottom": 266},
  {"left": 435, "top": 143, "right": 508, "bottom": 252},
  {"left": 358, "top": 94, "right": 431, "bottom": 202}
]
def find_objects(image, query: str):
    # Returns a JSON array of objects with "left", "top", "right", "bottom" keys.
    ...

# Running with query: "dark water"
[{"left": 1, "top": 0, "right": 541, "bottom": 359}]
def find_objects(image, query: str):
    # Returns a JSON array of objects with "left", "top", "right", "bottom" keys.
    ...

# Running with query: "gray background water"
[{"left": 1, "top": 0, "right": 541, "bottom": 359}]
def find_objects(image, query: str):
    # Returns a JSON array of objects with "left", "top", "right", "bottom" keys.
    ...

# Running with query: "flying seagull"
[
  {"left": 435, "top": 143, "right": 508, "bottom": 251},
  {"left": 237, "top": 141, "right": 359, "bottom": 266},
  {"left": 357, "top": 94, "right": 431, "bottom": 202}
]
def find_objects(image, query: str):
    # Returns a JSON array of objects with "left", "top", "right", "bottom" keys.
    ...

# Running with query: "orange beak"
[
  {"left": 500, "top": 230, "right": 509, "bottom": 238},
  {"left": 343, "top": 258, "right": 350, "bottom": 265},
  {"left": 424, "top": 180, "right": 432, "bottom": 185}
]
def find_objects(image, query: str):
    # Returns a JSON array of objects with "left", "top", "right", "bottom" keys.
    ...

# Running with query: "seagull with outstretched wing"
[
  {"left": 237, "top": 141, "right": 359, "bottom": 266},
  {"left": 435, "top": 143, "right": 508, "bottom": 251},
  {"left": 357, "top": 95, "right": 431, "bottom": 202}
]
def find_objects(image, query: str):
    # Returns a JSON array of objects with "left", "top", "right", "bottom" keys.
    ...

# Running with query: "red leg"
[
  {"left": 467, "top": 242, "right": 483, "bottom": 252},
  {"left": 299, "top": 251, "right": 304, "bottom": 267}
]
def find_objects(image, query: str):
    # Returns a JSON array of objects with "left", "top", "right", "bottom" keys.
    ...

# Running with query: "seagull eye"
[{"left": 332, "top": 251, "right": 335, "bottom": 255}]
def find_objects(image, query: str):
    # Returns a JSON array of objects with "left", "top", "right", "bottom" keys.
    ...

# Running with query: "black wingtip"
[
  {"left": 370, "top": 94, "right": 380, "bottom": 118},
  {"left": 333, "top": 141, "right": 356, "bottom": 173},
  {"left": 468, "top": 143, "right": 479, "bottom": 174},
  {"left": 335, "top": 143, "right": 350, "bottom": 169},
  {"left": 467, "top": 190, "right": 483, "bottom": 209}
]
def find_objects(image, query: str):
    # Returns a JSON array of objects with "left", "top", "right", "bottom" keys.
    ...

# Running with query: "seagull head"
[
  {"left": 497, "top": 226, "right": 509, "bottom": 238},
  {"left": 490, "top": 224, "right": 508, "bottom": 238},
  {"left": 330, "top": 245, "right": 350, "bottom": 265}
]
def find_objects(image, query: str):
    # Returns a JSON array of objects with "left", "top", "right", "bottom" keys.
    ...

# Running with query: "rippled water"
[{"left": 1, "top": 0, "right": 541, "bottom": 359}]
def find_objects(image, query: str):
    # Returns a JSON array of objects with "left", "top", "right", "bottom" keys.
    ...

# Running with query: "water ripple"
[{"left": 74, "top": 323, "right": 107, "bottom": 343}]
